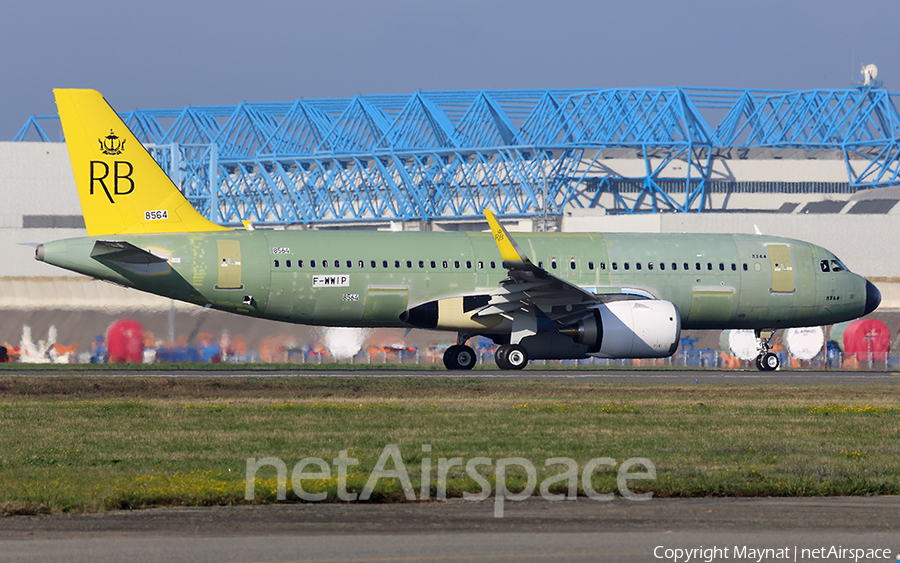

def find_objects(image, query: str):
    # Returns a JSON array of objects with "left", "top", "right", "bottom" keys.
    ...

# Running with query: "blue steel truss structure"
[{"left": 15, "top": 86, "right": 900, "bottom": 225}]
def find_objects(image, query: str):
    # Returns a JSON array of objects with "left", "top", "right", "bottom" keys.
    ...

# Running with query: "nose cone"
[{"left": 864, "top": 279, "right": 881, "bottom": 316}]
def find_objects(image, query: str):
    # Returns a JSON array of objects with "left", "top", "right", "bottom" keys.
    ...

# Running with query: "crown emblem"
[{"left": 99, "top": 129, "right": 126, "bottom": 155}]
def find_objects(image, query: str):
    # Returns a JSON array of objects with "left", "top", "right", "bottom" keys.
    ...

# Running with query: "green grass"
[{"left": 0, "top": 377, "right": 898, "bottom": 515}]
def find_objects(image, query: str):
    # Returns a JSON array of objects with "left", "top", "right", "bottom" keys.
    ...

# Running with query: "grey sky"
[{"left": 2, "top": 0, "right": 898, "bottom": 139}]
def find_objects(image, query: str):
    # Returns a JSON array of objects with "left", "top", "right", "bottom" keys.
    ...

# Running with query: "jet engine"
[{"left": 558, "top": 300, "right": 681, "bottom": 358}]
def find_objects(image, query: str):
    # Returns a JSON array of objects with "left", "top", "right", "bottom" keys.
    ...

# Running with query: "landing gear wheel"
[
  {"left": 443, "top": 345, "right": 476, "bottom": 370},
  {"left": 759, "top": 352, "right": 780, "bottom": 371},
  {"left": 496, "top": 344, "right": 528, "bottom": 370},
  {"left": 494, "top": 346, "right": 511, "bottom": 370}
]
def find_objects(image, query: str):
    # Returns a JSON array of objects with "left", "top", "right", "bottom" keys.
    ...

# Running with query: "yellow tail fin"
[{"left": 54, "top": 89, "right": 229, "bottom": 236}]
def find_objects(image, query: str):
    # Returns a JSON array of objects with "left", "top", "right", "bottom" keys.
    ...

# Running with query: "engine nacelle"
[{"left": 559, "top": 300, "right": 681, "bottom": 358}]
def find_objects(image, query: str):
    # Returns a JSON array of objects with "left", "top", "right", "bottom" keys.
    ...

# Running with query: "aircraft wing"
[{"left": 480, "top": 210, "right": 637, "bottom": 326}]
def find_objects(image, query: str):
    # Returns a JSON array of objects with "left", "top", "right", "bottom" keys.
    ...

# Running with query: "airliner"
[{"left": 35, "top": 89, "right": 881, "bottom": 370}]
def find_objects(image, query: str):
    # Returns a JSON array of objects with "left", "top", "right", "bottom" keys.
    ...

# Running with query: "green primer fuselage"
[{"left": 39, "top": 229, "right": 870, "bottom": 332}]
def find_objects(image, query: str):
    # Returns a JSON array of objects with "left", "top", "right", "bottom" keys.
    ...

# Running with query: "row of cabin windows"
[
  {"left": 273, "top": 258, "right": 750, "bottom": 273},
  {"left": 607, "top": 262, "right": 745, "bottom": 272},
  {"left": 273, "top": 259, "right": 497, "bottom": 270},
  {"left": 537, "top": 260, "right": 744, "bottom": 272}
]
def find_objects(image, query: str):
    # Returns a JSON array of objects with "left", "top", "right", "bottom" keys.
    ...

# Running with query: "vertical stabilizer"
[{"left": 54, "top": 89, "right": 229, "bottom": 236}]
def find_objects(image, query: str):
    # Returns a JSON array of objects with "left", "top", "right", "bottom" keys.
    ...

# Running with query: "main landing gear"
[
  {"left": 754, "top": 329, "right": 780, "bottom": 372},
  {"left": 443, "top": 344, "right": 476, "bottom": 370},
  {"left": 494, "top": 344, "right": 528, "bottom": 370},
  {"left": 442, "top": 334, "right": 530, "bottom": 371}
]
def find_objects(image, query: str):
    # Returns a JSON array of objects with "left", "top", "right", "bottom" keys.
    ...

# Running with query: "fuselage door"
[
  {"left": 216, "top": 239, "right": 244, "bottom": 290},
  {"left": 768, "top": 244, "right": 794, "bottom": 293},
  {"left": 688, "top": 289, "right": 735, "bottom": 327},
  {"left": 363, "top": 287, "right": 409, "bottom": 324}
]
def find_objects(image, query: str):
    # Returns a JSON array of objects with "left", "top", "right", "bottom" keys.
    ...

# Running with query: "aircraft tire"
[
  {"left": 494, "top": 346, "right": 511, "bottom": 370},
  {"left": 761, "top": 352, "right": 780, "bottom": 371},
  {"left": 503, "top": 344, "right": 529, "bottom": 370},
  {"left": 443, "top": 345, "right": 461, "bottom": 370},
  {"left": 447, "top": 344, "right": 476, "bottom": 370}
]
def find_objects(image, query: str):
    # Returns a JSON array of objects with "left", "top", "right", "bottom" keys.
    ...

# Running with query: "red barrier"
[
  {"left": 842, "top": 319, "right": 890, "bottom": 362},
  {"left": 107, "top": 320, "right": 144, "bottom": 364}
]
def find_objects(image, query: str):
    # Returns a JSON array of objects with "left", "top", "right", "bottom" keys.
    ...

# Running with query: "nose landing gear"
[{"left": 754, "top": 329, "right": 780, "bottom": 371}]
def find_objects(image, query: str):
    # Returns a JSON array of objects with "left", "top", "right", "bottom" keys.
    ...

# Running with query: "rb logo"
[{"left": 89, "top": 161, "right": 134, "bottom": 203}]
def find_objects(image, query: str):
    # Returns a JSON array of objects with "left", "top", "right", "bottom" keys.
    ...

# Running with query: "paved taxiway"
[
  {"left": 2, "top": 498, "right": 898, "bottom": 562},
  {"left": 11, "top": 368, "right": 900, "bottom": 385}
]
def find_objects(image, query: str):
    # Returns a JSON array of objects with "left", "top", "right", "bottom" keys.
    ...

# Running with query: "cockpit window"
[{"left": 820, "top": 258, "right": 846, "bottom": 273}]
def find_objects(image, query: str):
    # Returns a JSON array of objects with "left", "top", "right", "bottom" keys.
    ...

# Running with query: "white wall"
[{"left": 0, "top": 142, "right": 85, "bottom": 277}]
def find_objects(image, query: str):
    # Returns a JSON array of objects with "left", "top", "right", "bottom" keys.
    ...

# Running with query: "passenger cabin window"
[
  {"left": 274, "top": 260, "right": 279, "bottom": 267},
  {"left": 478, "top": 261, "right": 484, "bottom": 269},
  {"left": 612, "top": 262, "right": 618, "bottom": 270},
  {"left": 600, "top": 262, "right": 606, "bottom": 270},
  {"left": 491, "top": 261, "right": 496, "bottom": 269},
  {"left": 419, "top": 260, "right": 425, "bottom": 268},
  {"left": 635, "top": 263, "right": 641, "bottom": 270},
  {"left": 442, "top": 260, "right": 449, "bottom": 269},
  {"left": 311, "top": 260, "right": 316, "bottom": 268},
  {"left": 454, "top": 260, "right": 460, "bottom": 269},
  {"left": 286, "top": 260, "right": 292, "bottom": 268},
  {"left": 719, "top": 263, "right": 724, "bottom": 271},
  {"left": 431, "top": 261, "right": 436, "bottom": 268},
  {"left": 347, "top": 260, "right": 352, "bottom": 268},
  {"left": 383, "top": 260, "right": 388, "bottom": 268},
  {"left": 731, "top": 263, "right": 737, "bottom": 271},
  {"left": 648, "top": 262, "right": 653, "bottom": 270},
  {"left": 624, "top": 263, "right": 630, "bottom": 270},
  {"left": 466, "top": 261, "right": 472, "bottom": 269},
  {"left": 323, "top": 260, "right": 328, "bottom": 268},
  {"left": 707, "top": 263, "right": 713, "bottom": 271},
  {"left": 695, "top": 263, "right": 701, "bottom": 271},
  {"left": 743, "top": 263, "right": 748, "bottom": 271},
  {"left": 332, "top": 260, "right": 338, "bottom": 269},
  {"left": 588, "top": 261, "right": 595, "bottom": 270},
  {"left": 394, "top": 260, "right": 401, "bottom": 268},
  {"left": 298, "top": 260, "right": 304, "bottom": 268},
  {"left": 370, "top": 260, "right": 376, "bottom": 268},
  {"left": 551, "top": 260, "right": 557, "bottom": 270},
  {"left": 683, "top": 263, "right": 689, "bottom": 270},
  {"left": 660, "top": 262, "right": 665, "bottom": 271},
  {"left": 570, "top": 261, "right": 576, "bottom": 270},
  {"left": 672, "top": 263, "right": 677, "bottom": 270}
]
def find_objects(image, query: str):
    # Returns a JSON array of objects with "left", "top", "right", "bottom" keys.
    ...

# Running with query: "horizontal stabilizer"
[{"left": 90, "top": 241, "right": 169, "bottom": 273}]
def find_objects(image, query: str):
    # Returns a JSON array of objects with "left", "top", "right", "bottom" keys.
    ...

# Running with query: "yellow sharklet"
[
  {"left": 54, "top": 89, "right": 229, "bottom": 236},
  {"left": 483, "top": 209, "right": 528, "bottom": 264}
]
